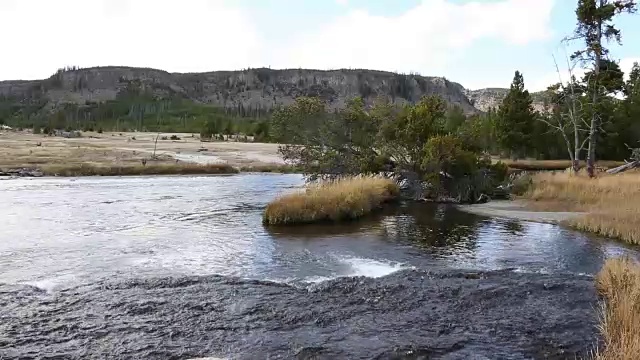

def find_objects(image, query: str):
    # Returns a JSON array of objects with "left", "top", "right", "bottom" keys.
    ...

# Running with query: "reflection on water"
[{"left": 0, "top": 174, "right": 638, "bottom": 291}]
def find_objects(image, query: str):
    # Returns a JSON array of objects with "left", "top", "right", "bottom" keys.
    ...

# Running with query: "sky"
[{"left": 0, "top": 0, "right": 638, "bottom": 90}]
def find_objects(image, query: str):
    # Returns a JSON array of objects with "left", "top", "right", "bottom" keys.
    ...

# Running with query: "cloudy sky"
[{"left": 0, "top": 0, "right": 638, "bottom": 90}]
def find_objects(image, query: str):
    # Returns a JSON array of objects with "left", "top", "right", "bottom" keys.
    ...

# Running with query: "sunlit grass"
[
  {"left": 525, "top": 171, "right": 640, "bottom": 245},
  {"left": 263, "top": 176, "right": 399, "bottom": 225},
  {"left": 594, "top": 257, "right": 640, "bottom": 360},
  {"left": 36, "top": 162, "right": 238, "bottom": 176}
]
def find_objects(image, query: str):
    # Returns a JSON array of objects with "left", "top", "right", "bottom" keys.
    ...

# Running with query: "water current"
[{"left": 1, "top": 174, "right": 638, "bottom": 359}]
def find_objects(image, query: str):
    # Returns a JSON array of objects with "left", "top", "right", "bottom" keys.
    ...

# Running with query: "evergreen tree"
[
  {"left": 496, "top": 71, "right": 536, "bottom": 159},
  {"left": 444, "top": 105, "right": 466, "bottom": 133},
  {"left": 571, "top": 0, "right": 637, "bottom": 176}
]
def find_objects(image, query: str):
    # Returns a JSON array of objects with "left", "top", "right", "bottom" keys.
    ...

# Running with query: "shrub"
[{"left": 170, "top": 135, "right": 181, "bottom": 140}]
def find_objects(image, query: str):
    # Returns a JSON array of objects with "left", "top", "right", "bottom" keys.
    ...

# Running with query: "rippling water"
[
  {"left": 1, "top": 174, "right": 635, "bottom": 290},
  {"left": 1, "top": 174, "right": 638, "bottom": 359}
]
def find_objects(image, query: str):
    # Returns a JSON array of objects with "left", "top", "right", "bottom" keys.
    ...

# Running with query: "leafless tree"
[{"left": 538, "top": 51, "right": 593, "bottom": 173}]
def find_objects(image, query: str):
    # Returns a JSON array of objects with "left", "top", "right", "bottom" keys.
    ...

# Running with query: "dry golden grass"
[
  {"left": 499, "top": 159, "right": 624, "bottom": 171},
  {"left": 263, "top": 176, "right": 399, "bottom": 225},
  {"left": 593, "top": 257, "right": 640, "bottom": 360},
  {"left": 524, "top": 170, "right": 640, "bottom": 245},
  {"left": 37, "top": 162, "right": 238, "bottom": 176}
]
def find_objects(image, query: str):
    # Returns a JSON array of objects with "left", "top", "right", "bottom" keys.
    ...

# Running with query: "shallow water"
[{"left": 0, "top": 174, "right": 638, "bottom": 359}]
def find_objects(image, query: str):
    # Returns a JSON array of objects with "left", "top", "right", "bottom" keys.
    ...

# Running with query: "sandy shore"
[
  {"left": 0, "top": 131, "right": 284, "bottom": 169},
  {"left": 457, "top": 200, "right": 584, "bottom": 224}
]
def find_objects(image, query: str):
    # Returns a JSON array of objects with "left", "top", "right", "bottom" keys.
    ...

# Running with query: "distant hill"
[{"left": 0, "top": 67, "right": 550, "bottom": 130}]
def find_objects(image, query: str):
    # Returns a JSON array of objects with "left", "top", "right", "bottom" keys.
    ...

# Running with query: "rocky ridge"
[{"left": 0, "top": 67, "right": 548, "bottom": 116}]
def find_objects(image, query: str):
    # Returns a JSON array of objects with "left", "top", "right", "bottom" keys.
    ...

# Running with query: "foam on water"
[
  {"left": 300, "top": 256, "right": 413, "bottom": 283},
  {"left": 341, "top": 256, "right": 413, "bottom": 278}
]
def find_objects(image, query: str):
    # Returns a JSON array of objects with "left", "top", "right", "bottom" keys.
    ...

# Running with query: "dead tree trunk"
[{"left": 586, "top": 0, "right": 604, "bottom": 178}]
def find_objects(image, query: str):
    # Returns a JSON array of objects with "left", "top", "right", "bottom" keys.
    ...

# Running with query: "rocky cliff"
[
  {"left": 0, "top": 67, "right": 547, "bottom": 117},
  {"left": 466, "top": 88, "right": 550, "bottom": 113}
]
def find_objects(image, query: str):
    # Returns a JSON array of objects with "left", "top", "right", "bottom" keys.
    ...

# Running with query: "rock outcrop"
[{"left": 0, "top": 67, "right": 549, "bottom": 116}]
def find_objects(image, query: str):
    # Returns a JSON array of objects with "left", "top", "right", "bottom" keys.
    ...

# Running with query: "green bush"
[{"left": 489, "top": 161, "right": 509, "bottom": 183}]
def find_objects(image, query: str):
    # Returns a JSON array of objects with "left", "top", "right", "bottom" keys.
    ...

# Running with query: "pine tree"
[
  {"left": 497, "top": 71, "right": 536, "bottom": 159},
  {"left": 571, "top": 0, "right": 637, "bottom": 176}
]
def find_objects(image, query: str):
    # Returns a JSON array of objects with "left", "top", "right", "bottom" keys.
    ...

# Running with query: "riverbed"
[{"left": 1, "top": 174, "right": 638, "bottom": 359}]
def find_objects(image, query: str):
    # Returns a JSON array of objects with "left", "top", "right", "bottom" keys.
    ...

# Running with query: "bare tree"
[{"left": 538, "top": 52, "right": 592, "bottom": 173}]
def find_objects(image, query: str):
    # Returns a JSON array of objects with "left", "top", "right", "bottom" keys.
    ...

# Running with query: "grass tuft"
[
  {"left": 263, "top": 176, "right": 399, "bottom": 225},
  {"left": 594, "top": 257, "right": 640, "bottom": 360},
  {"left": 37, "top": 163, "right": 238, "bottom": 176}
]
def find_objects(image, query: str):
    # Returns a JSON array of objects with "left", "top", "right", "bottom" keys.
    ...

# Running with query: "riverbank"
[
  {"left": 0, "top": 131, "right": 290, "bottom": 176},
  {"left": 524, "top": 171, "right": 640, "bottom": 245},
  {"left": 456, "top": 200, "right": 584, "bottom": 224}
]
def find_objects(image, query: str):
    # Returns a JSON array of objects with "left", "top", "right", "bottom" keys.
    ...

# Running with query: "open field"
[
  {"left": 263, "top": 176, "right": 399, "bottom": 225},
  {"left": 0, "top": 130, "right": 287, "bottom": 175}
]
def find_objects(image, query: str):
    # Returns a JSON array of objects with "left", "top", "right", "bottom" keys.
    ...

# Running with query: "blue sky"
[{"left": 0, "top": 0, "right": 638, "bottom": 90}]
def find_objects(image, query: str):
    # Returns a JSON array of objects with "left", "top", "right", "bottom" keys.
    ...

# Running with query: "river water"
[{"left": 1, "top": 174, "right": 638, "bottom": 359}]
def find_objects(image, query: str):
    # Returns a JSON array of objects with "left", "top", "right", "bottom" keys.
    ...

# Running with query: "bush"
[
  {"left": 97, "top": 128, "right": 103, "bottom": 134},
  {"left": 489, "top": 161, "right": 509, "bottom": 183},
  {"left": 170, "top": 135, "right": 181, "bottom": 140},
  {"left": 32, "top": 126, "right": 41, "bottom": 134}
]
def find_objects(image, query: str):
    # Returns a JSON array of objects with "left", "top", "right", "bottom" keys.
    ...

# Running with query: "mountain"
[
  {"left": 0, "top": 67, "right": 549, "bottom": 124},
  {"left": 465, "top": 88, "right": 550, "bottom": 113}
]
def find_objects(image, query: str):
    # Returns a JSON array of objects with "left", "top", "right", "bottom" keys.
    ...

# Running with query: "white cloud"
[
  {"left": 0, "top": 0, "right": 262, "bottom": 80},
  {"left": 620, "top": 57, "right": 640, "bottom": 81},
  {"left": 0, "top": 0, "right": 557, "bottom": 85},
  {"left": 529, "top": 56, "right": 640, "bottom": 92},
  {"left": 271, "top": 0, "right": 555, "bottom": 75}
]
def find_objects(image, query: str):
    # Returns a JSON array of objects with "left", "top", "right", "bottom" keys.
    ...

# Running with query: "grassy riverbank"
[
  {"left": 595, "top": 258, "right": 640, "bottom": 360},
  {"left": 1, "top": 163, "right": 301, "bottom": 177},
  {"left": 523, "top": 172, "right": 640, "bottom": 359},
  {"left": 525, "top": 171, "right": 640, "bottom": 245},
  {"left": 35, "top": 163, "right": 239, "bottom": 176},
  {"left": 263, "top": 176, "right": 399, "bottom": 225}
]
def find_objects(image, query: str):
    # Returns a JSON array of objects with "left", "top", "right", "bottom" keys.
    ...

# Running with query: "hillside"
[
  {"left": 0, "top": 67, "right": 549, "bottom": 130},
  {"left": 465, "top": 88, "right": 550, "bottom": 112}
]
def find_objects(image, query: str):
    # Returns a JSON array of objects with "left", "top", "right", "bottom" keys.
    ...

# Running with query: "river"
[{"left": 0, "top": 174, "right": 638, "bottom": 359}]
